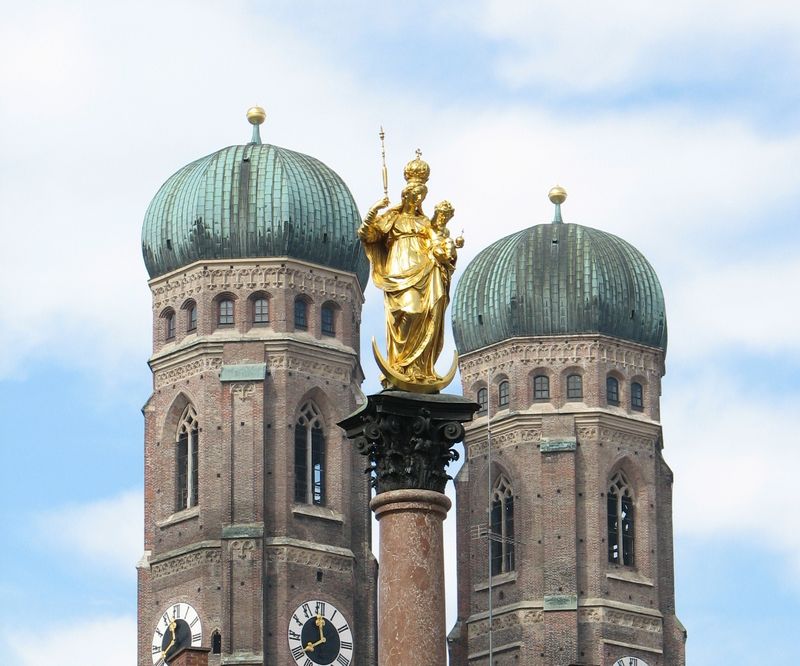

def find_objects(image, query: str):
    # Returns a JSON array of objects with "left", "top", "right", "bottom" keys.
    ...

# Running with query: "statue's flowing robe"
[{"left": 359, "top": 208, "right": 447, "bottom": 381}]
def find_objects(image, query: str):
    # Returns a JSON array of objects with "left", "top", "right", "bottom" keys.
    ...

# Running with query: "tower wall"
[
  {"left": 449, "top": 335, "right": 685, "bottom": 666},
  {"left": 137, "top": 258, "right": 377, "bottom": 666}
]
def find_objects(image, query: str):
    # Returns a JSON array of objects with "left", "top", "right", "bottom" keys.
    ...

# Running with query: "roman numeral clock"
[
  {"left": 287, "top": 600, "right": 354, "bottom": 666},
  {"left": 151, "top": 602, "right": 202, "bottom": 665}
]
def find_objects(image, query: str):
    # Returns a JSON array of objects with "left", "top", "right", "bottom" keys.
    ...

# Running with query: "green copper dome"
[
  {"left": 452, "top": 220, "right": 667, "bottom": 353},
  {"left": 142, "top": 137, "right": 368, "bottom": 285}
]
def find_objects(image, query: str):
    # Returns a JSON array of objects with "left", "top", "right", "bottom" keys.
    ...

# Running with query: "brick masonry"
[
  {"left": 137, "top": 257, "right": 377, "bottom": 666},
  {"left": 448, "top": 335, "right": 686, "bottom": 666}
]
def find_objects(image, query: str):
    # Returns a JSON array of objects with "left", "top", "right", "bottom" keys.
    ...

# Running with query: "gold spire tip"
[
  {"left": 246, "top": 106, "right": 266, "bottom": 125},
  {"left": 548, "top": 185, "right": 567, "bottom": 205}
]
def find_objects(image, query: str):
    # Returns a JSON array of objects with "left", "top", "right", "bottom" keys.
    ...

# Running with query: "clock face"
[
  {"left": 151, "top": 602, "right": 202, "bottom": 665},
  {"left": 614, "top": 658, "right": 650, "bottom": 666},
  {"left": 287, "top": 599, "right": 354, "bottom": 666}
]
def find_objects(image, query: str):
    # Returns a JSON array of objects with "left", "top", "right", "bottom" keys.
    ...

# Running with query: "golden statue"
[{"left": 358, "top": 150, "right": 463, "bottom": 393}]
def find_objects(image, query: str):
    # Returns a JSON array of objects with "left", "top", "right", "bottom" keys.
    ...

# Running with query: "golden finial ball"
[
  {"left": 246, "top": 106, "right": 266, "bottom": 125},
  {"left": 548, "top": 185, "right": 567, "bottom": 205}
]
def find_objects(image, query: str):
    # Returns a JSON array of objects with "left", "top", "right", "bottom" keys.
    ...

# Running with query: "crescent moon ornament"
[{"left": 372, "top": 338, "right": 458, "bottom": 393}]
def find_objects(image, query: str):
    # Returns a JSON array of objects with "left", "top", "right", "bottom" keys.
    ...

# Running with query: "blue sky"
[{"left": 1, "top": 1, "right": 799, "bottom": 664}]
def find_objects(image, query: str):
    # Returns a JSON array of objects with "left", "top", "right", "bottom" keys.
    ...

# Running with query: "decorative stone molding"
[
  {"left": 154, "top": 357, "right": 223, "bottom": 389},
  {"left": 266, "top": 353, "right": 350, "bottom": 383},
  {"left": 228, "top": 539, "right": 258, "bottom": 560},
  {"left": 338, "top": 391, "right": 478, "bottom": 494},
  {"left": 265, "top": 546, "right": 354, "bottom": 573},
  {"left": 151, "top": 546, "right": 221, "bottom": 580},
  {"left": 459, "top": 336, "right": 664, "bottom": 385},
  {"left": 231, "top": 383, "right": 256, "bottom": 401},
  {"left": 466, "top": 426, "right": 541, "bottom": 458},
  {"left": 151, "top": 260, "right": 362, "bottom": 312},
  {"left": 605, "top": 608, "right": 663, "bottom": 633},
  {"left": 469, "top": 609, "right": 543, "bottom": 637}
]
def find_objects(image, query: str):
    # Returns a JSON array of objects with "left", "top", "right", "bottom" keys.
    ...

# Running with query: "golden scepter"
[{"left": 379, "top": 126, "right": 388, "bottom": 199}]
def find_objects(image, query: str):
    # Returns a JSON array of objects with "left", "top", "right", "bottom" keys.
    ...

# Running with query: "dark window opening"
[
  {"left": 567, "top": 374, "right": 583, "bottom": 399},
  {"left": 606, "top": 376, "right": 620, "bottom": 405},
  {"left": 187, "top": 305, "right": 197, "bottom": 331},
  {"left": 631, "top": 382, "right": 644, "bottom": 411},
  {"left": 477, "top": 388, "right": 488, "bottom": 414},
  {"left": 294, "top": 402, "right": 325, "bottom": 505},
  {"left": 490, "top": 476, "right": 515, "bottom": 576},
  {"left": 166, "top": 313, "right": 176, "bottom": 340},
  {"left": 176, "top": 406, "right": 199, "bottom": 511},
  {"left": 608, "top": 471, "right": 634, "bottom": 566},
  {"left": 498, "top": 380, "right": 510, "bottom": 408},
  {"left": 211, "top": 631, "right": 221, "bottom": 654},
  {"left": 218, "top": 299, "right": 234, "bottom": 325},
  {"left": 294, "top": 299, "right": 308, "bottom": 330},
  {"left": 321, "top": 305, "right": 335, "bottom": 336},
  {"left": 533, "top": 375, "right": 550, "bottom": 400},
  {"left": 253, "top": 298, "right": 269, "bottom": 324}
]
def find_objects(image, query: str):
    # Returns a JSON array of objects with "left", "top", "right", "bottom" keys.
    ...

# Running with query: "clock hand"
[
  {"left": 162, "top": 616, "right": 177, "bottom": 659},
  {"left": 316, "top": 613, "right": 326, "bottom": 643}
]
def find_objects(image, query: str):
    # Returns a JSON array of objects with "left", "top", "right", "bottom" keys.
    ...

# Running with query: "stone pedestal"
[{"left": 339, "top": 390, "right": 478, "bottom": 666}]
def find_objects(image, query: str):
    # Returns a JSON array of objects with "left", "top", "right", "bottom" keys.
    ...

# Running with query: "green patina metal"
[
  {"left": 219, "top": 363, "right": 267, "bottom": 382},
  {"left": 540, "top": 438, "right": 577, "bottom": 453},
  {"left": 452, "top": 222, "right": 667, "bottom": 354},
  {"left": 142, "top": 142, "right": 369, "bottom": 287}
]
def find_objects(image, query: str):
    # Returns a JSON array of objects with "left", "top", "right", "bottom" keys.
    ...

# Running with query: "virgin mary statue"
[{"left": 358, "top": 153, "right": 460, "bottom": 392}]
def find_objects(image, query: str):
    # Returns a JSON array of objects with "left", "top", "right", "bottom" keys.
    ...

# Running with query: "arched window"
[
  {"left": 631, "top": 382, "right": 644, "bottom": 411},
  {"left": 477, "top": 387, "right": 488, "bottom": 414},
  {"left": 253, "top": 297, "right": 269, "bottom": 324},
  {"left": 176, "top": 405, "right": 199, "bottom": 510},
  {"left": 606, "top": 376, "right": 620, "bottom": 405},
  {"left": 294, "top": 298, "right": 308, "bottom": 331},
  {"left": 218, "top": 298, "right": 234, "bottom": 325},
  {"left": 498, "top": 380, "right": 510, "bottom": 408},
  {"left": 608, "top": 470, "right": 634, "bottom": 566},
  {"left": 294, "top": 402, "right": 325, "bottom": 505},
  {"left": 187, "top": 303, "right": 197, "bottom": 332},
  {"left": 211, "top": 630, "right": 222, "bottom": 654},
  {"left": 566, "top": 374, "right": 583, "bottom": 400},
  {"left": 533, "top": 375, "right": 549, "bottom": 400},
  {"left": 490, "top": 475, "right": 515, "bottom": 575},
  {"left": 321, "top": 304, "right": 336, "bottom": 336},
  {"left": 165, "top": 311, "right": 176, "bottom": 340}
]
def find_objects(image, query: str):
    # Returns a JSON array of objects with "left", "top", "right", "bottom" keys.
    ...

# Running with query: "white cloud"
[
  {"left": 37, "top": 490, "right": 143, "bottom": 578},
  {"left": 2, "top": 616, "right": 136, "bottom": 666},
  {"left": 663, "top": 370, "right": 800, "bottom": 581},
  {"left": 471, "top": 0, "right": 800, "bottom": 94}
]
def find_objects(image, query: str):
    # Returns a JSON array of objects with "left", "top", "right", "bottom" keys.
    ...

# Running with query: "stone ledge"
[
  {"left": 474, "top": 570, "right": 517, "bottom": 591},
  {"left": 468, "top": 641, "right": 524, "bottom": 660},
  {"left": 156, "top": 505, "right": 200, "bottom": 529},
  {"left": 263, "top": 536, "right": 354, "bottom": 559},
  {"left": 603, "top": 638, "right": 663, "bottom": 655},
  {"left": 607, "top": 569, "right": 654, "bottom": 587},
  {"left": 292, "top": 503, "right": 345, "bottom": 524},
  {"left": 149, "top": 540, "right": 221, "bottom": 565},
  {"left": 220, "top": 651, "right": 264, "bottom": 665}
]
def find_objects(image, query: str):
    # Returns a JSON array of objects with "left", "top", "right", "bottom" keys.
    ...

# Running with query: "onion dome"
[
  {"left": 142, "top": 107, "right": 369, "bottom": 286},
  {"left": 452, "top": 187, "right": 667, "bottom": 354}
]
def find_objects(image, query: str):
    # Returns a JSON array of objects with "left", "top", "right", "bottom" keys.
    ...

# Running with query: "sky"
[{"left": 0, "top": 1, "right": 799, "bottom": 664}]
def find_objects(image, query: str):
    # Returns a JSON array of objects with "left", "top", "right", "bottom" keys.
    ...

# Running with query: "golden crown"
[{"left": 403, "top": 150, "right": 430, "bottom": 185}]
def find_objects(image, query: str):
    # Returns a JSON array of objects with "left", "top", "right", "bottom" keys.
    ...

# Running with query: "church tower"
[
  {"left": 136, "top": 109, "right": 377, "bottom": 666},
  {"left": 447, "top": 189, "right": 686, "bottom": 666}
]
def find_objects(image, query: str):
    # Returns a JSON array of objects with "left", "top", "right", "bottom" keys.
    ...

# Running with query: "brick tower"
[
  {"left": 136, "top": 109, "right": 377, "bottom": 666},
  {"left": 447, "top": 189, "right": 686, "bottom": 665}
]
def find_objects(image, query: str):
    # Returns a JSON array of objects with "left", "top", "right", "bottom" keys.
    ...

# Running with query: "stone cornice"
[
  {"left": 459, "top": 334, "right": 665, "bottom": 384},
  {"left": 149, "top": 257, "right": 364, "bottom": 311}
]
